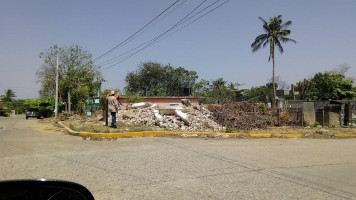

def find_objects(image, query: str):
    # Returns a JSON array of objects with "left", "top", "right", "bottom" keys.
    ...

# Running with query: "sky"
[{"left": 1, "top": 0, "right": 356, "bottom": 99}]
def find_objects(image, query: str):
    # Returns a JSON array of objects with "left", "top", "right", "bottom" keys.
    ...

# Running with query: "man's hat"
[{"left": 110, "top": 90, "right": 115, "bottom": 95}]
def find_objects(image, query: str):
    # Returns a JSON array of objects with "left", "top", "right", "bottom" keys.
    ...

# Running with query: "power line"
[
  {"left": 96, "top": 0, "right": 188, "bottom": 66},
  {"left": 101, "top": 0, "right": 224, "bottom": 67},
  {"left": 93, "top": 0, "right": 181, "bottom": 62},
  {"left": 99, "top": 0, "right": 209, "bottom": 69},
  {"left": 100, "top": 0, "right": 231, "bottom": 71}
]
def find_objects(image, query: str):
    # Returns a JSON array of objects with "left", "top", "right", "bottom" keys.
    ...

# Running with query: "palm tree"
[
  {"left": 1, "top": 89, "right": 16, "bottom": 102},
  {"left": 251, "top": 15, "right": 296, "bottom": 107}
]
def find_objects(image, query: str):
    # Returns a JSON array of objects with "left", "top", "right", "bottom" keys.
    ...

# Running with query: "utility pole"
[
  {"left": 55, "top": 54, "right": 59, "bottom": 118},
  {"left": 68, "top": 91, "right": 71, "bottom": 114}
]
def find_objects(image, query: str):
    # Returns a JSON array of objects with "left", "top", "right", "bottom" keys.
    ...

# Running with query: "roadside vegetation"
[{"left": 67, "top": 121, "right": 156, "bottom": 133}]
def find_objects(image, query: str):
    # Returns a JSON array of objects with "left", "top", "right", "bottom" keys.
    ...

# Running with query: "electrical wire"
[
  {"left": 100, "top": 0, "right": 231, "bottom": 71},
  {"left": 96, "top": 0, "right": 188, "bottom": 66},
  {"left": 99, "top": 0, "right": 210, "bottom": 68},
  {"left": 100, "top": 0, "right": 223, "bottom": 67},
  {"left": 93, "top": 0, "right": 181, "bottom": 62}
]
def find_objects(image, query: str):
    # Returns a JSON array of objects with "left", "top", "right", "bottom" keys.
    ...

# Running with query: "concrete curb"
[
  {"left": 56, "top": 122, "right": 356, "bottom": 139},
  {"left": 57, "top": 121, "right": 80, "bottom": 136}
]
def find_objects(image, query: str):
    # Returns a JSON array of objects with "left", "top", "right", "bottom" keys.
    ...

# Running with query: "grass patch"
[
  {"left": 127, "top": 125, "right": 153, "bottom": 132},
  {"left": 69, "top": 124, "right": 111, "bottom": 133},
  {"left": 68, "top": 123, "right": 153, "bottom": 133}
]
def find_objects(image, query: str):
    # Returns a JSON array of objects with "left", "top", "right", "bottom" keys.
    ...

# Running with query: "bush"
[
  {"left": 0, "top": 108, "right": 10, "bottom": 117},
  {"left": 125, "top": 92, "right": 144, "bottom": 104},
  {"left": 312, "top": 121, "right": 320, "bottom": 127},
  {"left": 39, "top": 107, "right": 53, "bottom": 118},
  {"left": 225, "top": 123, "right": 234, "bottom": 133}
]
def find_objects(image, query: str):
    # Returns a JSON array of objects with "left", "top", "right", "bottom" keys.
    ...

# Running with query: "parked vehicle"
[
  {"left": 26, "top": 108, "right": 40, "bottom": 119},
  {"left": 0, "top": 179, "right": 95, "bottom": 200}
]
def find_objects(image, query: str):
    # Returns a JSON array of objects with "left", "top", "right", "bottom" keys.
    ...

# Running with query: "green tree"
[
  {"left": 36, "top": 45, "right": 105, "bottom": 111},
  {"left": 212, "top": 78, "right": 227, "bottom": 89},
  {"left": 241, "top": 83, "right": 274, "bottom": 102},
  {"left": 251, "top": 15, "right": 296, "bottom": 106},
  {"left": 306, "top": 73, "right": 355, "bottom": 100},
  {"left": 201, "top": 78, "right": 237, "bottom": 104},
  {"left": 193, "top": 79, "right": 209, "bottom": 97},
  {"left": 1, "top": 89, "right": 16, "bottom": 102},
  {"left": 125, "top": 62, "right": 198, "bottom": 96},
  {"left": 295, "top": 78, "right": 310, "bottom": 100}
]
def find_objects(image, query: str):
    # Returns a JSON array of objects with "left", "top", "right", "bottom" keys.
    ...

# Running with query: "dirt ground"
[{"left": 33, "top": 118, "right": 65, "bottom": 132}]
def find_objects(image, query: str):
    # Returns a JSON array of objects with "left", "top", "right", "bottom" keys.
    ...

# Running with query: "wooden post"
[
  {"left": 105, "top": 97, "right": 108, "bottom": 126},
  {"left": 291, "top": 84, "right": 295, "bottom": 100},
  {"left": 55, "top": 54, "right": 59, "bottom": 118},
  {"left": 68, "top": 91, "right": 71, "bottom": 114},
  {"left": 344, "top": 102, "right": 353, "bottom": 126},
  {"left": 277, "top": 108, "right": 280, "bottom": 127}
]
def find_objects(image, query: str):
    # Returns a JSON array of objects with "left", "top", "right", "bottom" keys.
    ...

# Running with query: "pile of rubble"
[
  {"left": 208, "top": 102, "right": 272, "bottom": 130},
  {"left": 117, "top": 100, "right": 224, "bottom": 132},
  {"left": 207, "top": 102, "right": 303, "bottom": 130},
  {"left": 272, "top": 109, "right": 302, "bottom": 126},
  {"left": 60, "top": 100, "right": 302, "bottom": 132}
]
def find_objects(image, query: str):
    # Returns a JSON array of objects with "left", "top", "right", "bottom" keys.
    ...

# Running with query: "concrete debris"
[
  {"left": 158, "top": 105, "right": 185, "bottom": 115},
  {"left": 181, "top": 99, "right": 192, "bottom": 106},
  {"left": 159, "top": 107, "right": 178, "bottom": 115},
  {"left": 181, "top": 134, "right": 198, "bottom": 137},
  {"left": 174, "top": 109, "right": 190, "bottom": 125},
  {"left": 122, "top": 110, "right": 134, "bottom": 119},
  {"left": 117, "top": 103, "right": 223, "bottom": 132},
  {"left": 131, "top": 102, "right": 151, "bottom": 109},
  {"left": 153, "top": 110, "right": 163, "bottom": 123},
  {"left": 150, "top": 104, "right": 158, "bottom": 109}
]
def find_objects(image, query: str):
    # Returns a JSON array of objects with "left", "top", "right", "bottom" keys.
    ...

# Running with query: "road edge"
[{"left": 56, "top": 121, "right": 356, "bottom": 139}]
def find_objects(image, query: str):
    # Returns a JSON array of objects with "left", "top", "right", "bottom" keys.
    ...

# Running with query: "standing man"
[{"left": 107, "top": 90, "right": 119, "bottom": 128}]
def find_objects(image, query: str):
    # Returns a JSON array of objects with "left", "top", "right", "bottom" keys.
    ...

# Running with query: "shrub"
[
  {"left": 39, "top": 107, "right": 53, "bottom": 118},
  {"left": 0, "top": 108, "right": 10, "bottom": 117},
  {"left": 312, "top": 121, "right": 320, "bottom": 127},
  {"left": 225, "top": 123, "right": 234, "bottom": 133},
  {"left": 125, "top": 92, "right": 144, "bottom": 104}
]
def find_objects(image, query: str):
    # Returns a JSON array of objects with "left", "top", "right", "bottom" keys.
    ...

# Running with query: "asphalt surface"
[{"left": 0, "top": 115, "right": 355, "bottom": 200}]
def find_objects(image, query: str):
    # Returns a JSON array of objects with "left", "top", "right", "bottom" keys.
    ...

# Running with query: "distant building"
[{"left": 285, "top": 100, "right": 356, "bottom": 127}]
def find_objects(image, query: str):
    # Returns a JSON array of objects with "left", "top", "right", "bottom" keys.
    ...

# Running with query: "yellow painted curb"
[
  {"left": 58, "top": 122, "right": 355, "bottom": 139},
  {"left": 78, "top": 131, "right": 306, "bottom": 139},
  {"left": 274, "top": 133, "right": 303, "bottom": 138},
  {"left": 334, "top": 134, "right": 356, "bottom": 138}
]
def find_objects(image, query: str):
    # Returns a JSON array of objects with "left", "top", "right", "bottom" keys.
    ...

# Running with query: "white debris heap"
[{"left": 117, "top": 99, "right": 223, "bottom": 132}]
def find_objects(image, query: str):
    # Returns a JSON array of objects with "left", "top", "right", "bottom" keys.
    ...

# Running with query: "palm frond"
[
  {"left": 279, "top": 29, "right": 291, "bottom": 36},
  {"left": 262, "top": 39, "right": 269, "bottom": 48},
  {"left": 280, "top": 37, "right": 297, "bottom": 44},
  {"left": 258, "top": 16, "right": 267, "bottom": 24},
  {"left": 280, "top": 20, "right": 292, "bottom": 29},
  {"left": 275, "top": 39, "right": 284, "bottom": 54},
  {"left": 251, "top": 34, "right": 268, "bottom": 52}
]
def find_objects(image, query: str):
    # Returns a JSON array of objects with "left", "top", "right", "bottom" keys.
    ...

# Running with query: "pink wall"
[{"left": 119, "top": 97, "right": 199, "bottom": 108}]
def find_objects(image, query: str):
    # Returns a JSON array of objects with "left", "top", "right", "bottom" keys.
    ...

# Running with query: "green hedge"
[{"left": 0, "top": 109, "right": 11, "bottom": 117}]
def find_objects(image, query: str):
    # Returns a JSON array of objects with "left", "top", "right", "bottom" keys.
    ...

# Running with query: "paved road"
[{"left": 0, "top": 115, "right": 355, "bottom": 200}]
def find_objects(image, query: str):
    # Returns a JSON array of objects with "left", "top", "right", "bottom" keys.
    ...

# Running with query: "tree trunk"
[
  {"left": 271, "top": 39, "right": 276, "bottom": 108},
  {"left": 68, "top": 91, "right": 71, "bottom": 114}
]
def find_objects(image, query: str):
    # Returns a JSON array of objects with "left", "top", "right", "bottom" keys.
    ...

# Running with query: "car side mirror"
[{"left": 0, "top": 179, "right": 95, "bottom": 200}]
